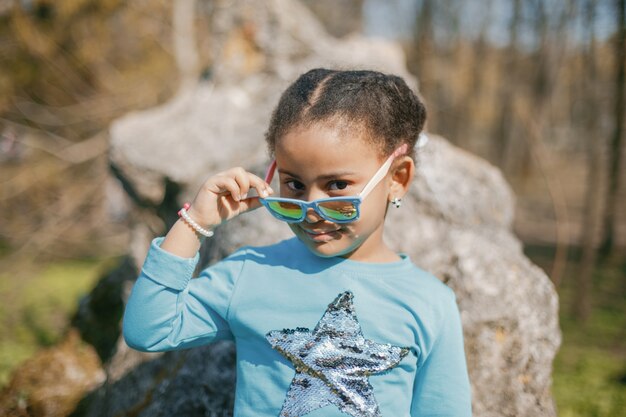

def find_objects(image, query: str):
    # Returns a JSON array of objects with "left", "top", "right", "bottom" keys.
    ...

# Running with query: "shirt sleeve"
[
  {"left": 410, "top": 290, "right": 473, "bottom": 416},
  {"left": 122, "top": 236, "right": 247, "bottom": 352}
]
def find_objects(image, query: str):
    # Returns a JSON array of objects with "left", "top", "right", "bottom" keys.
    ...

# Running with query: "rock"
[
  {"left": 70, "top": 342, "right": 235, "bottom": 417},
  {"left": 75, "top": 1, "right": 561, "bottom": 417},
  {"left": 71, "top": 257, "right": 138, "bottom": 364},
  {"left": 0, "top": 329, "right": 105, "bottom": 417}
]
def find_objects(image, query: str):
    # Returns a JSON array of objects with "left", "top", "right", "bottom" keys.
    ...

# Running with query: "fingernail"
[
  {"left": 260, "top": 189, "right": 268, "bottom": 197},
  {"left": 268, "top": 187, "right": 274, "bottom": 194},
  {"left": 241, "top": 193, "right": 248, "bottom": 200}
]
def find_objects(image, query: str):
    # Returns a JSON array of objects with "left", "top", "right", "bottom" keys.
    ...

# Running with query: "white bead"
[{"left": 180, "top": 208, "right": 214, "bottom": 237}]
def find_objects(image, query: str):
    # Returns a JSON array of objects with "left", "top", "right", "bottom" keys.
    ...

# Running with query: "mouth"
[{"left": 300, "top": 227, "right": 342, "bottom": 242}]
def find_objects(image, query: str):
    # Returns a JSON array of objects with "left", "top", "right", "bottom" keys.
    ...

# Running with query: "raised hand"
[
  {"left": 160, "top": 167, "right": 274, "bottom": 257},
  {"left": 187, "top": 167, "right": 274, "bottom": 229}
]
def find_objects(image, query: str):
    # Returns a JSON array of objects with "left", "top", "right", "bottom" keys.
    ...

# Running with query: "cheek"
[
  {"left": 359, "top": 194, "right": 388, "bottom": 222},
  {"left": 343, "top": 202, "right": 386, "bottom": 237}
]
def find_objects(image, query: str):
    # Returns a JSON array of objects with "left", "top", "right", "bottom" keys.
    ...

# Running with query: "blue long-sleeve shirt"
[{"left": 123, "top": 236, "right": 472, "bottom": 417}]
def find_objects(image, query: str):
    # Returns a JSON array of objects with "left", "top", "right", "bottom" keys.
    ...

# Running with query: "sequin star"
[{"left": 265, "top": 291, "right": 411, "bottom": 417}]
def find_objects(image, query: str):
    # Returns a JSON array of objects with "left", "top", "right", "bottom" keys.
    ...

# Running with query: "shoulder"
[
  {"left": 218, "top": 237, "right": 305, "bottom": 268},
  {"left": 404, "top": 261, "right": 457, "bottom": 304},
  {"left": 234, "top": 237, "right": 307, "bottom": 261},
  {"left": 397, "top": 262, "right": 460, "bottom": 329},
  {"left": 397, "top": 265, "right": 464, "bottom": 360},
  {"left": 191, "top": 240, "right": 296, "bottom": 295},
  {"left": 398, "top": 261, "right": 456, "bottom": 305}
]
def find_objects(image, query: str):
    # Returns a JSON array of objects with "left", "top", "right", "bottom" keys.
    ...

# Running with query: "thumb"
[{"left": 238, "top": 196, "right": 264, "bottom": 214}]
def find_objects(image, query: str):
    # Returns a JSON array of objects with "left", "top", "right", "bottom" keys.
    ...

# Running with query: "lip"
[
  {"left": 300, "top": 227, "right": 342, "bottom": 242},
  {"left": 302, "top": 229, "right": 340, "bottom": 235}
]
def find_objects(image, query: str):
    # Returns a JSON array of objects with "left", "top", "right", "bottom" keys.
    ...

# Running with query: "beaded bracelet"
[{"left": 177, "top": 203, "right": 215, "bottom": 238}]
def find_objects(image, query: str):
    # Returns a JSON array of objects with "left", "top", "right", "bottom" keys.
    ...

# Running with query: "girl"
[{"left": 123, "top": 68, "right": 472, "bottom": 417}]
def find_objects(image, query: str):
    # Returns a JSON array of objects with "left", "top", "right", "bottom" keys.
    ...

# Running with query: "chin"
[{"left": 309, "top": 243, "right": 353, "bottom": 258}]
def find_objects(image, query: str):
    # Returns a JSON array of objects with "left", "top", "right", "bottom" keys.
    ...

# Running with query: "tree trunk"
[
  {"left": 520, "top": 0, "right": 576, "bottom": 287},
  {"left": 173, "top": 0, "right": 199, "bottom": 92},
  {"left": 573, "top": 0, "right": 602, "bottom": 322},
  {"left": 412, "top": 0, "right": 434, "bottom": 107},
  {"left": 493, "top": 0, "right": 521, "bottom": 169},
  {"left": 600, "top": 0, "right": 626, "bottom": 258}
]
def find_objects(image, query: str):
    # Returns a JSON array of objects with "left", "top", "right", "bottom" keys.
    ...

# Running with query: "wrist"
[
  {"left": 178, "top": 204, "right": 215, "bottom": 238},
  {"left": 176, "top": 218, "right": 207, "bottom": 241},
  {"left": 186, "top": 206, "right": 218, "bottom": 230}
]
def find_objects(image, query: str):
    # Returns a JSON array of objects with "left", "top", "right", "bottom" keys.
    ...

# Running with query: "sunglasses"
[{"left": 259, "top": 143, "right": 408, "bottom": 223}]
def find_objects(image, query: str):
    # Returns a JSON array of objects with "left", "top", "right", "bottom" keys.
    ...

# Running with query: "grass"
[
  {"left": 525, "top": 246, "right": 626, "bottom": 417},
  {"left": 554, "top": 345, "right": 626, "bottom": 417},
  {"left": 0, "top": 256, "right": 116, "bottom": 388}
]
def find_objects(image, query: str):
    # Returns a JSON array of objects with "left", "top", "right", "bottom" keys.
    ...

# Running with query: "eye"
[
  {"left": 285, "top": 179, "right": 305, "bottom": 191},
  {"left": 328, "top": 180, "right": 349, "bottom": 191}
]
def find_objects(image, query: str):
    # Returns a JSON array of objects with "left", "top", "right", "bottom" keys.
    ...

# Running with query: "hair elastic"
[{"left": 416, "top": 132, "right": 429, "bottom": 148}]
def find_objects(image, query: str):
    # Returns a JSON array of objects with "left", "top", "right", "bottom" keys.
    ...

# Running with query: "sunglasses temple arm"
[
  {"left": 264, "top": 160, "right": 277, "bottom": 184},
  {"left": 359, "top": 144, "right": 408, "bottom": 199},
  {"left": 359, "top": 157, "right": 394, "bottom": 199}
]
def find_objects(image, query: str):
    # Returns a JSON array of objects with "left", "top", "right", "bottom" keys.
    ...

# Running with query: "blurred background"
[{"left": 0, "top": 0, "right": 624, "bottom": 415}]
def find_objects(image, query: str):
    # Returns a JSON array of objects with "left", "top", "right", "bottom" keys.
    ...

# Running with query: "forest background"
[{"left": 0, "top": 0, "right": 624, "bottom": 416}]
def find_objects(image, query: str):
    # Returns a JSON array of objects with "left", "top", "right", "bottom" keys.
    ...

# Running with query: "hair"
[{"left": 264, "top": 68, "right": 427, "bottom": 161}]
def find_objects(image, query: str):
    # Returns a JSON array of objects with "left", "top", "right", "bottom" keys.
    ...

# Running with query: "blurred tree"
[
  {"left": 460, "top": 0, "right": 493, "bottom": 151},
  {"left": 412, "top": 0, "right": 434, "bottom": 104},
  {"left": 493, "top": 0, "right": 521, "bottom": 172},
  {"left": 574, "top": 0, "right": 602, "bottom": 322},
  {"left": 173, "top": 0, "right": 200, "bottom": 92},
  {"left": 0, "top": 0, "right": 178, "bottom": 259},
  {"left": 600, "top": 0, "right": 626, "bottom": 258},
  {"left": 301, "top": 0, "right": 364, "bottom": 38}
]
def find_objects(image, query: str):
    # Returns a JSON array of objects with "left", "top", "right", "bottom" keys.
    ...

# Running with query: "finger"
[
  {"left": 211, "top": 176, "right": 242, "bottom": 201},
  {"left": 247, "top": 173, "right": 274, "bottom": 198},
  {"left": 238, "top": 196, "right": 264, "bottom": 213},
  {"left": 231, "top": 167, "right": 251, "bottom": 199}
]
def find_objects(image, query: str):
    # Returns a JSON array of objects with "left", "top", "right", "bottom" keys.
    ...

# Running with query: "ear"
[{"left": 388, "top": 156, "right": 414, "bottom": 201}]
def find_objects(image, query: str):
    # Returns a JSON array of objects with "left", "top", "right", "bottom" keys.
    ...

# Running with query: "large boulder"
[{"left": 77, "top": 1, "right": 561, "bottom": 416}]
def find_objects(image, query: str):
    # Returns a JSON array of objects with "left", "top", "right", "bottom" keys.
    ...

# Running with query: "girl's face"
[{"left": 274, "top": 122, "right": 409, "bottom": 262}]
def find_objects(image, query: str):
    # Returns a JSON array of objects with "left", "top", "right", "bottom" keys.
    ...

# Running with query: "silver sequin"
[{"left": 265, "top": 291, "right": 411, "bottom": 417}]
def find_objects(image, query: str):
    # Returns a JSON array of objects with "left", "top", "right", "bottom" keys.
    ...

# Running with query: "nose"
[
  {"left": 302, "top": 188, "right": 326, "bottom": 224},
  {"left": 304, "top": 207, "right": 323, "bottom": 223}
]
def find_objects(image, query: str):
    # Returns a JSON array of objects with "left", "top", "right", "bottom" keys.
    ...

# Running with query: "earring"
[{"left": 391, "top": 197, "right": 402, "bottom": 208}]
